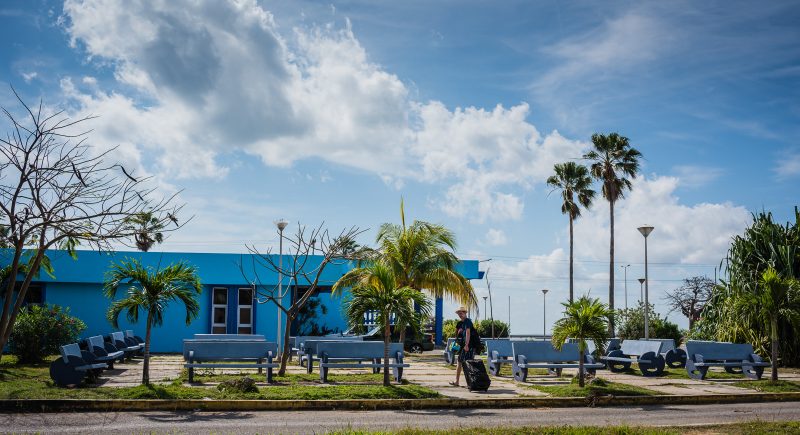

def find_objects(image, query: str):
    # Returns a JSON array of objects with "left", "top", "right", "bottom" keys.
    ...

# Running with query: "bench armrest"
[{"left": 516, "top": 355, "right": 528, "bottom": 365}]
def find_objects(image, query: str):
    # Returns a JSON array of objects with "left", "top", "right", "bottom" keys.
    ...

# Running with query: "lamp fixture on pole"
[
  {"left": 637, "top": 225, "right": 654, "bottom": 339},
  {"left": 275, "top": 219, "right": 289, "bottom": 350},
  {"left": 541, "top": 289, "right": 549, "bottom": 339}
]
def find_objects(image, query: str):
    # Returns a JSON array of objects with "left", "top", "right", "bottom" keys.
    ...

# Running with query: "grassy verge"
[
  {"left": 613, "top": 366, "right": 745, "bottom": 380},
  {"left": 528, "top": 377, "right": 660, "bottom": 398},
  {"left": 0, "top": 356, "right": 439, "bottom": 400},
  {"left": 731, "top": 380, "right": 800, "bottom": 393},
  {"left": 326, "top": 421, "right": 800, "bottom": 434}
]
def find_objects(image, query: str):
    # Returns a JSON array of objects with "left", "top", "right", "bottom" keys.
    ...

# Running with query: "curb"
[{"left": 3, "top": 392, "right": 800, "bottom": 413}]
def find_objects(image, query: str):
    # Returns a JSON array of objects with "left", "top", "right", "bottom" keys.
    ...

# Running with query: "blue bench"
[
  {"left": 183, "top": 340, "right": 278, "bottom": 383},
  {"left": 317, "top": 341, "right": 408, "bottom": 383},
  {"left": 124, "top": 330, "right": 144, "bottom": 346},
  {"left": 643, "top": 338, "right": 687, "bottom": 368},
  {"left": 486, "top": 339, "right": 516, "bottom": 376},
  {"left": 685, "top": 340, "right": 769, "bottom": 380},
  {"left": 84, "top": 335, "right": 125, "bottom": 368},
  {"left": 49, "top": 343, "right": 108, "bottom": 387},
  {"left": 512, "top": 341, "right": 604, "bottom": 382},
  {"left": 109, "top": 331, "right": 143, "bottom": 358},
  {"left": 193, "top": 334, "right": 266, "bottom": 341},
  {"left": 297, "top": 336, "right": 363, "bottom": 371},
  {"left": 602, "top": 339, "right": 666, "bottom": 376}
]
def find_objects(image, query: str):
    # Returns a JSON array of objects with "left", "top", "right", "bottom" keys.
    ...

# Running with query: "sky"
[{"left": 1, "top": 0, "right": 799, "bottom": 334}]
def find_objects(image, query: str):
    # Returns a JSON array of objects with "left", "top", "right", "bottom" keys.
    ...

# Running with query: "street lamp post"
[
  {"left": 621, "top": 264, "right": 631, "bottom": 311},
  {"left": 275, "top": 219, "right": 289, "bottom": 350},
  {"left": 541, "top": 289, "right": 549, "bottom": 339},
  {"left": 482, "top": 296, "right": 488, "bottom": 323},
  {"left": 485, "top": 269, "right": 495, "bottom": 338},
  {"left": 638, "top": 278, "right": 645, "bottom": 304},
  {"left": 637, "top": 225, "right": 654, "bottom": 339}
]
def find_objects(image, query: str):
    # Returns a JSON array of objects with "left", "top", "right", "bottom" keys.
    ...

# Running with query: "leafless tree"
[
  {"left": 664, "top": 276, "right": 715, "bottom": 329},
  {"left": 0, "top": 88, "right": 183, "bottom": 358},
  {"left": 240, "top": 223, "right": 365, "bottom": 375}
]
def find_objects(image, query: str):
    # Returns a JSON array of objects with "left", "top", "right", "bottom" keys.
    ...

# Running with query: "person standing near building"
[{"left": 450, "top": 306, "right": 474, "bottom": 387}]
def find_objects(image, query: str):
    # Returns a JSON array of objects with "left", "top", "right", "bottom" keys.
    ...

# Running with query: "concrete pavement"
[{"left": 3, "top": 402, "right": 800, "bottom": 433}]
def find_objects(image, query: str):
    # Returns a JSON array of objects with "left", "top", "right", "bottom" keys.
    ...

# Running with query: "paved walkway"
[{"left": 96, "top": 351, "right": 800, "bottom": 399}]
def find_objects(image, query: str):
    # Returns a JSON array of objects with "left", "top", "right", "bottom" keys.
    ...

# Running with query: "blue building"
[{"left": 9, "top": 250, "right": 480, "bottom": 352}]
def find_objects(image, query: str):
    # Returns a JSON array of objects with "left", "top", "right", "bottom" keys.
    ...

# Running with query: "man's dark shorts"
[{"left": 458, "top": 348, "right": 475, "bottom": 362}]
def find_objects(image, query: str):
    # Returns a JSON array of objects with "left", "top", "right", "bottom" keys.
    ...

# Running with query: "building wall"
[{"left": 4, "top": 249, "right": 480, "bottom": 352}]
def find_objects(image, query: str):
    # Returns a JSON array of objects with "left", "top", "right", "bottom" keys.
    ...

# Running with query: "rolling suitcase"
[{"left": 463, "top": 359, "right": 491, "bottom": 391}]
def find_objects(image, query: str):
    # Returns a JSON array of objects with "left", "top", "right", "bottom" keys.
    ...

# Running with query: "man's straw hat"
[{"left": 455, "top": 306, "right": 467, "bottom": 313}]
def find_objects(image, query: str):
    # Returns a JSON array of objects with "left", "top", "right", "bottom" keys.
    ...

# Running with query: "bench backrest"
[
  {"left": 620, "top": 339, "right": 663, "bottom": 356},
  {"left": 316, "top": 341, "right": 404, "bottom": 360},
  {"left": 297, "top": 336, "right": 362, "bottom": 353},
  {"left": 182, "top": 340, "right": 278, "bottom": 361},
  {"left": 686, "top": 340, "right": 756, "bottom": 361},
  {"left": 87, "top": 335, "right": 106, "bottom": 349},
  {"left": 568, "top": 338, "right": 618, "bottom": 355},
  {"left": 124, "top": 330, "right": 137, "bottom": 339},
  {"left": 193, "top": 334, "right": 266, "bottom": 341},
  {"left": 512, "top": 341, "right": 582, "bottom": 363},
  {"left": 486, "top": 339, "right": 514, "bottom": 358},
  {"left": 111, "top": 331, "right": 127, "bottom": 343},
  {"left": 61, "top": 343, "right": 82, "bottom": 360},
  {"left": 642, "top": 338, "right": 676, "bottom": 353}
]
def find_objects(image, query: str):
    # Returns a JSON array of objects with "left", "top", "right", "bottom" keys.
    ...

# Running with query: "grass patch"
[
  {"left": 325, "top": 421, "right": 800, "bottom": 434},
  {"left": 528, "top": 377, "right": 660, "bottom": 398},
  {"left": 731, "top": 380, "right": 800, "bottom": 393},
  {"left": 0, "top": 356, "right": 439, "bottom": 400},
  {"left": 612, "top": 366, "right": 745, "bottom": 380},
  {"left": 183, "top": 369, "right": 386, "bottom": 385}
]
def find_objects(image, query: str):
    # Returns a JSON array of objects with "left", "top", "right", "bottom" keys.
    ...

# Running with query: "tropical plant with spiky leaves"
[
  {"left": 583, "top": 133, "right": 642, "bottom": 334},
  {"left": 104, "top": 259, "right": 201, "bottom": 385},
  {"left": 337, "top": 200, "right": 476, "bottom": 342},
  {"left": 547, "top": 162, "right": 596, "bottom": 302},
  {"left": 551, "top": 296, "right": 611, "bottom": 387},
  {"left": 337, "top": 262, "right": 431, "bottom": 386}
]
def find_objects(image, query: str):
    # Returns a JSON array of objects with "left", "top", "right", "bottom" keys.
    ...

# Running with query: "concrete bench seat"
[
  {"left": 685, "top": 341, "right": 770, "bottom": 380},
  {"left": 602, "top": 339, "right": 666, "bottom": 377},
  {"left": 109, "top": 331, "right": 143, "bottom": 357},
  {"left": 486, "top": 338, "right": 516, "bottom": 375},
  {"left": 49, "top": 343, "right": 108, "bottom": 387},
  {"left": 512, "top": 341, "right": 604, "bottom": 382},
  {"left": 84, "top": 335, "right": 125, "bottom": 368},
  {"left": 183, "top": 340, "right": 278, "bottom": 383},
  {"left": 317, "top": 341, "right": 408, "bottom": 383}
]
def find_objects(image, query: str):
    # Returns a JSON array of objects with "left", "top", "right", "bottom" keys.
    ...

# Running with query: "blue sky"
[{"left": 2, "top": 0, "right": 799, "bottom": 334}]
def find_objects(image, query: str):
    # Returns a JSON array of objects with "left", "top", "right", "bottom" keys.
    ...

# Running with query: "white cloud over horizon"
[{"left": 58, "top": 0, "right": 585, "bottom": 222}]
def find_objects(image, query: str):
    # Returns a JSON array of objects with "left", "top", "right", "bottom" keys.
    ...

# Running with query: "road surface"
[{"left": 3, "top": 402, "right": 799, "bottom": 434}]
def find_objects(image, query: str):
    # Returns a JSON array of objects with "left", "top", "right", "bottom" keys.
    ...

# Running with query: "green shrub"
[
  {"left": 475, "top": 319, "right": 510, "bottom": 338},
  {"left": 442, "top": 319, "right": 457, "bottom": 340},
  {"left": 616, "top": 302, "right": 683, "bottom": 345},
  {"left": 9, "top": 304, "right": 86, "bottom": 363},
  {"left": 217, "top": 377, "right": 258, "bottom": 394}
]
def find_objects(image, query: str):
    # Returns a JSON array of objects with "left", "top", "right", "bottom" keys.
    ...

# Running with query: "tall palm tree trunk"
[
  {"left": 569, "top": 215, "right": 574, "bottom": 303},
  {"left": 383, "top": 320, "right": 391, "bottom": 386},
  {"left": 771, "top": 318, "right": 779, "bottom": 382},
  {"left": 142, "top": 311, "right": 153, "bottom": 385},
  {"left": 578, "top": 348, "right": 585, "bottom": 388},
  {"left": 608, "top": 200, "right": 616, "bottom": 336}
]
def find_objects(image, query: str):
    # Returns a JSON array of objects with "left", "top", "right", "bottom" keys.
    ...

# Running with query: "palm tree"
[
  {"left": 750, "top": 268, "right": 800, "bottom": 381},
  {"left": 337, "top": 200, "right": 476, "bottom": 342},
  {"left": 551, "top": 296, "right": 611, "bottom": 387},
  {"left": 125, "top": 211, "right": 165, "bottom": 252},
  {"left": 336, "top": 262, "right": 431, "bottom": 386},
  {"left": 547, "top": 162, "right": 596, "bottom": 302},
  {"left": 583, "top": 133, "right": 642, "bottom": 334},
  {"left": 104, "top": 259, "right": 201, "bottom": 385}
]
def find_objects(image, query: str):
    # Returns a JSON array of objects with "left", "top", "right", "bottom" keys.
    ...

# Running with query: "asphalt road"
[{"left": 3, "top": 402, "right": 800, "bottom": 434}]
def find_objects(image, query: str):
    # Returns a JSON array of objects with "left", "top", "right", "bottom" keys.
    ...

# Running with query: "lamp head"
[
  {"left": 637, "top": 225, "right": 654, "bottom": 237},
  {"left": 638, "top": 278, "right": 646, "bottom": 284},
  {"left": 541, "top": 289, "right": 549, "bottom": 295},
  {"left": 275, "top": 219, "right": 289, "bottom": 231}
]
